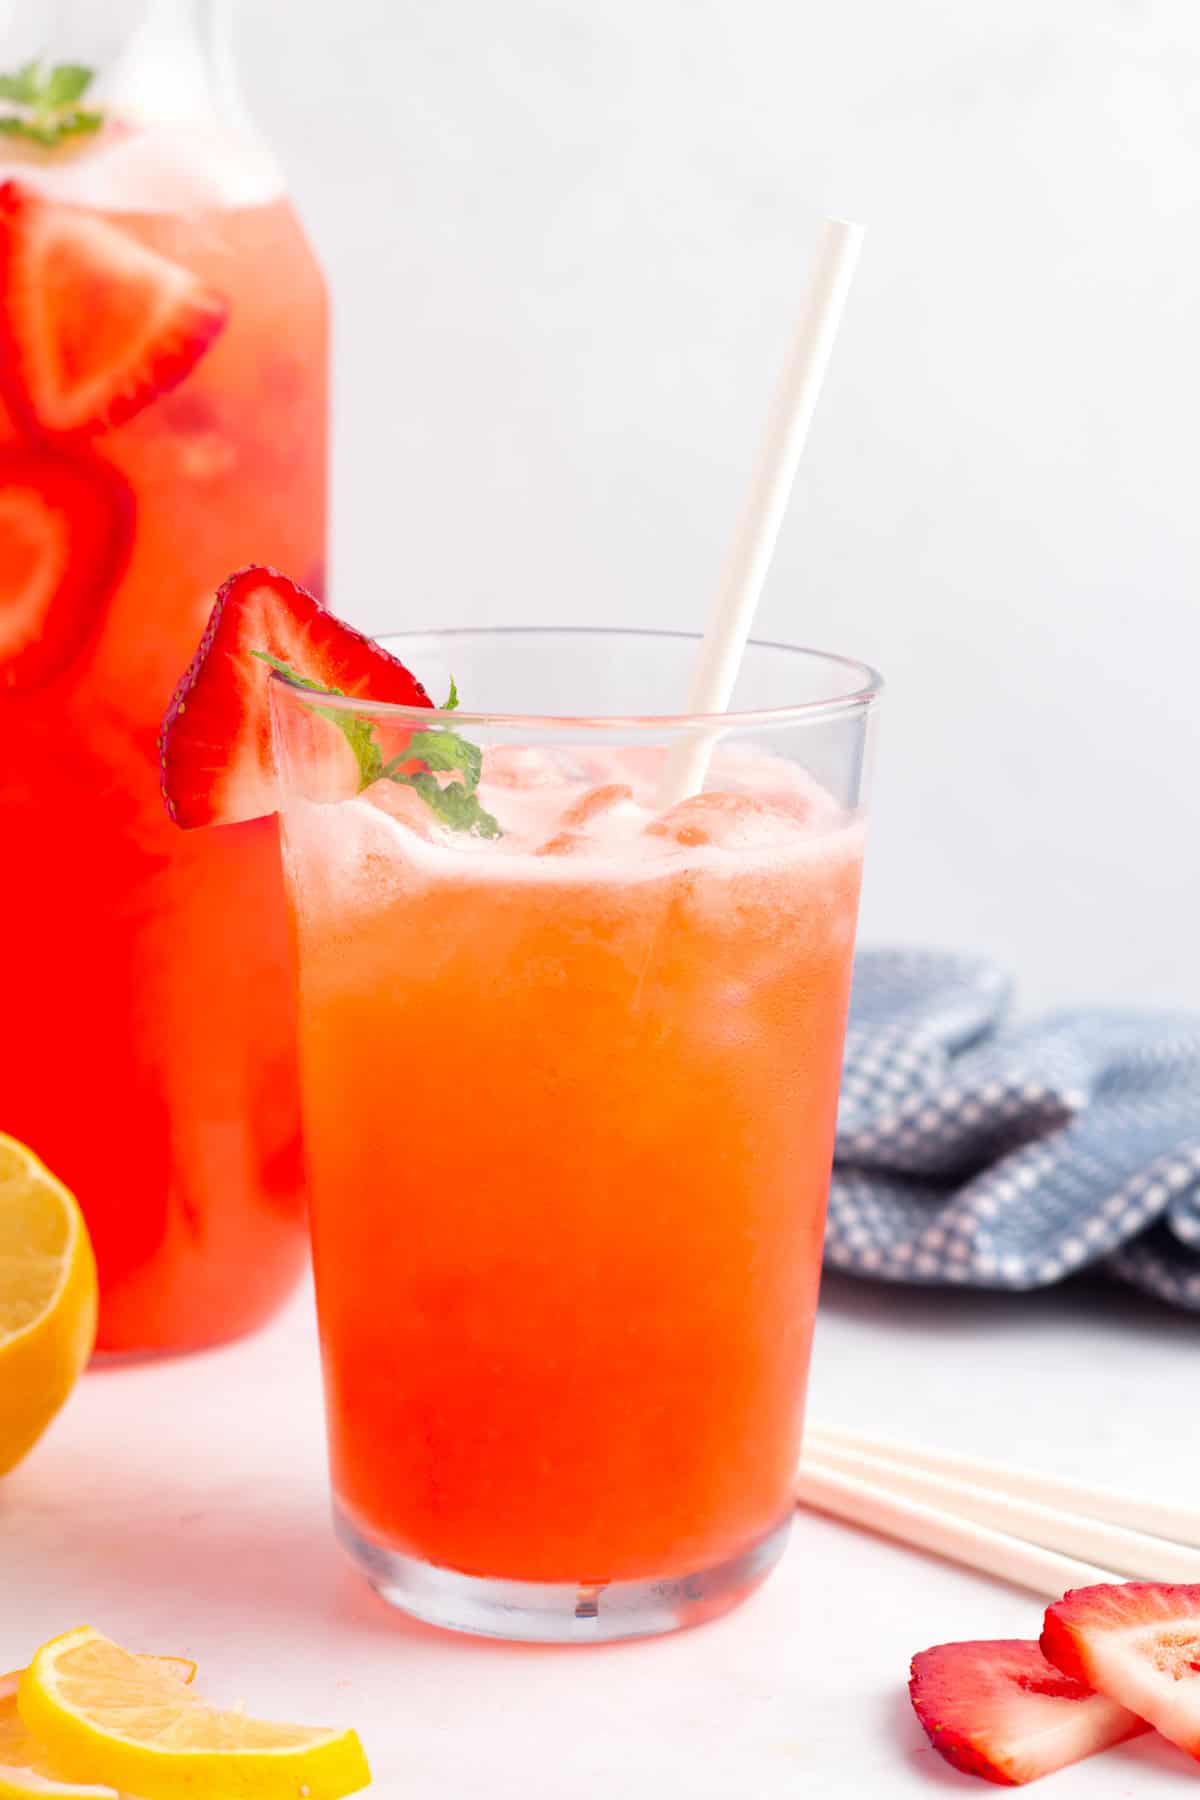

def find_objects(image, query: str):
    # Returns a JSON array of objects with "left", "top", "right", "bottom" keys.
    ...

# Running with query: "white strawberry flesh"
[
  {"left": 910, "top": 1636, "right": 1147, "bottom": 1786},
  {"left": 1042, "top": 1582, "right": 1200, "bottom": 1764}
]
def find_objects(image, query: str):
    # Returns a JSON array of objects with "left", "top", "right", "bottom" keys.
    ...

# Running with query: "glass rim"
[{"left": 268, "top": 625, "right": 883, "bottom": 731}]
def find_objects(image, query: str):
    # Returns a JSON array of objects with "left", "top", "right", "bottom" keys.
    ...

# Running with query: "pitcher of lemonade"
[{"left": 0, "top": 0, "right": 327, "bottom": 1351}]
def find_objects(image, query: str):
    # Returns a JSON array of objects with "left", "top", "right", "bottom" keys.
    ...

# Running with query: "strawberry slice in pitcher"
[
  {"left": 0, "top": 181, "right": 228, "bottom": 435},
  {"left": 160, "top": 566, "right": 433, "bottom": 828},
  {"left": 0, "top": 444, "right": 133, "bottom": 690}
]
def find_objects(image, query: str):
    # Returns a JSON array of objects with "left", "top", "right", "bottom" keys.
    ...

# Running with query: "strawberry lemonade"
[
  {"left": 200, "top": 608, "right": 881, "bottom": 1641},
  {"left": 0, "top": 117, "right": 326, "bottom": 1349},
  {"left": 293, "top": 753, "right": 862, "bottom": 1600}
]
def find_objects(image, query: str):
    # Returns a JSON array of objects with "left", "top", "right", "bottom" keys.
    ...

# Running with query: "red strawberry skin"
[
  {"left": 0, "top": 442, "right": 133, "bottom": 690},
  {"left": 910, "top": 1637, "right": 1148, "bottom": 1787},
  {"left": 0, "top": 180, "right": 228, "bottom": 437},
  {"left": 160, "top": 565, "right": 432, "bottom": 828},
  {"left": 1042, "top": 1583, "right": 1200, "bottom": 1761}
]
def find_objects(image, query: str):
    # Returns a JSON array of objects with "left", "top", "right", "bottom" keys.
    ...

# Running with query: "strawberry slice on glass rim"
[
  {"left": 0, "top": 442, "right": 133, "bottom": 691},
  {"left": 0, "top": 180, "right": 228, "bottom": 436},
  {"left": 159, "top": 565, "right": 433, "bottom": 829}
]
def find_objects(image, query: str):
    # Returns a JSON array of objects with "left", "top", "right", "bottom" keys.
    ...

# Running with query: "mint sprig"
[
  {"left": 0, "top": 59, "right": 102, "bottom": 149},
  {"left": 382, "top": 727, "right": 481, "bottom": 790},
  {"left": 254, "top": 651, "right": 501, "bottom": 839}
]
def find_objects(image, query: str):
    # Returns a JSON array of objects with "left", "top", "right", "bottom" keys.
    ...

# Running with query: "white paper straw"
[
  {"left": 803, "top": 1443, "right": 1200, "bottom": 1582},
  {"left": 806, "top": 1422, "right": 1200, "bottom": 1550},
  {"left": 656, "top": 218, "right": 864, "bottom": 809},
  {"left": 795, "top": 1462, "right": 1117, "bottom": 1598}
]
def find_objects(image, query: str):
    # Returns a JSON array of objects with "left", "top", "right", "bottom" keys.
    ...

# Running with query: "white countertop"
[{"left": 4, "top": 1273, "right": 1195, "bottom": 1798}]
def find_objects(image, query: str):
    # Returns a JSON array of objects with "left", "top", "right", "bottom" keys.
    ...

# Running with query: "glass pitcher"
[{"left": 0, "top": 0, "right": 327, "bottom": 1351}]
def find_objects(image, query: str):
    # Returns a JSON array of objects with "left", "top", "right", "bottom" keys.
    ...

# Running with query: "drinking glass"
[{"left": 272, "top": 629, "right": 880, "bottom": 1641}]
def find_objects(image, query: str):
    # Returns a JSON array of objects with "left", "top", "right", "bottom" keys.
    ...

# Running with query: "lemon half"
[{"left": 0, "top": 1133, "right": 97, "bottom": 1477}]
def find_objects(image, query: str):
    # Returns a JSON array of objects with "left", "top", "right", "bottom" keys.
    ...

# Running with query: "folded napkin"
[{"left": 828, "top": 949, "right": 1200, "bottom": 1310}]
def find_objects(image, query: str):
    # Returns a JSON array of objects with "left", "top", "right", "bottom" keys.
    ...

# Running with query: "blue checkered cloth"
[{"left": 828, "top": 950, "right": 1200, "bottom": 1310}]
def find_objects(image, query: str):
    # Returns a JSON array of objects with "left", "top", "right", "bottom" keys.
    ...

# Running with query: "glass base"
[{"left": 335, "top": 1507, "right": 792, "bottom": 1643}]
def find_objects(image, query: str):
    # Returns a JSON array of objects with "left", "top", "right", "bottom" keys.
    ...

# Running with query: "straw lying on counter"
[{"left": 798, "top": 1422, "right": 1200, "bottom": 1596}]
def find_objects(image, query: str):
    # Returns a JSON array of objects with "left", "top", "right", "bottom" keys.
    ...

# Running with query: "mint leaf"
[
  {"left": 0, "top": 60, "right": 42, "bottom": 104},
  {"left": 251, "top": 649, "right": 329, "bottom": 693},
  {"left": 252, "top": 649, "right": 500, "bottom": 836},
  {"left": 250, "top": 649, "right": 381, "bottom": 788},
  {"left": 45, "top": 107, "right": 101, "bottom": 141},
  {"left": 318, "top": 702, "right": 379, "bottom": 788},
  {"left": 443, "top": 676, "right": 459, "bottom": 712},
  {"left": 0, "top": 110, "right": 100, "bottom": 148},
  {"left": 312, "top": 704, "right": 383, "bottom": 788},
  {"left": 0, "top": 56, "right": 102, "bottom": 147},
  {"left": 381, "top": 727, "right": 481, "bottom": 790},
  {"left": 42, "top": 63, "right": 92, "bottom": 107},
  {"left": 399, "top": 770, "right": 502, "bottom": 839},
  {"left": 0, "top": 117, "right": 59, "bottom": 146}
]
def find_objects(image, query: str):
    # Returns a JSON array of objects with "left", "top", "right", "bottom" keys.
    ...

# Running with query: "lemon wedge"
[
  {"left": 0, "top": 1134, "right": 97, "bottom": 1477},
  {"left": 18, "top": 1629, "right": 370, "bottom": 1800}
]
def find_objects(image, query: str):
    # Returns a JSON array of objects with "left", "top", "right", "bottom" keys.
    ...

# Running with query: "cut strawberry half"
[
  {"left": 160, "top": 565, "right": 432, "bottom": 828},
  {"left": 0, "top": 180, "right": 228, "bottom": 436},
  {"left": 909, "top": 1637, "right": 1147, "bottom": 1786},
  {"left": 0, "top": 443, "right": 133, "bottom": 690},
  {"left": 1042, "top": 1582, "right": 1200, "bottom": 1761}
]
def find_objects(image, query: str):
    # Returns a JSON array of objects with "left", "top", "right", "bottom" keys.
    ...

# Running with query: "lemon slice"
[
  {"left": 18, "top": 1630, "right": 370, "bottom": 1800},
  {"left": 0, "top": 1660, "right": 194, "bottom": 1800},
  {"left": 0, "top": 1134, "right": 97, "bottom": 1477},
  {"left": 0, "top": 1673, "right": 116, "bottom": 1800}
]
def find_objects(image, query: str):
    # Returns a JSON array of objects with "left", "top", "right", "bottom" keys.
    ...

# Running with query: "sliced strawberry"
[
  {"left": 909, "top": 1638, "right": 1147, "bottom": 1786},
  {"left": 0, "top": 443, "right": 133, "bottom": 690},
  {"left": 1042, "top": 1583, "right": 1200, "bottom": 1761},
  {"left": 160, "top": 565, "right": 432, "bottom": 828},
  {"left": 0, "top": 180, "right": 228, "bottom": 436}
]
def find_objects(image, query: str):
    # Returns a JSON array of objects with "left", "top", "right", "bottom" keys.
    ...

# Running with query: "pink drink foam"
[
  {"left": 315, "top": 741, "right": 864, "bottom": 895},
  {"left": 282, "top": 743, "right": 864, "bottom": 993}
]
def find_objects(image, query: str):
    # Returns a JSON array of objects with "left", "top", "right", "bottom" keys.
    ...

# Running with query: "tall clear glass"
[
  {"left": 272, "top": 630, "right": 880, "bottom": 1642},
  {"left": 0, "top": 0, "right": 327, "bottom": 1350}
]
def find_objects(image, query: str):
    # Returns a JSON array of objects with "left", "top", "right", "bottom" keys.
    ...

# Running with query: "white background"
[{"left": 236, "top": 0, "right": 1200, "bottom": 1010}]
